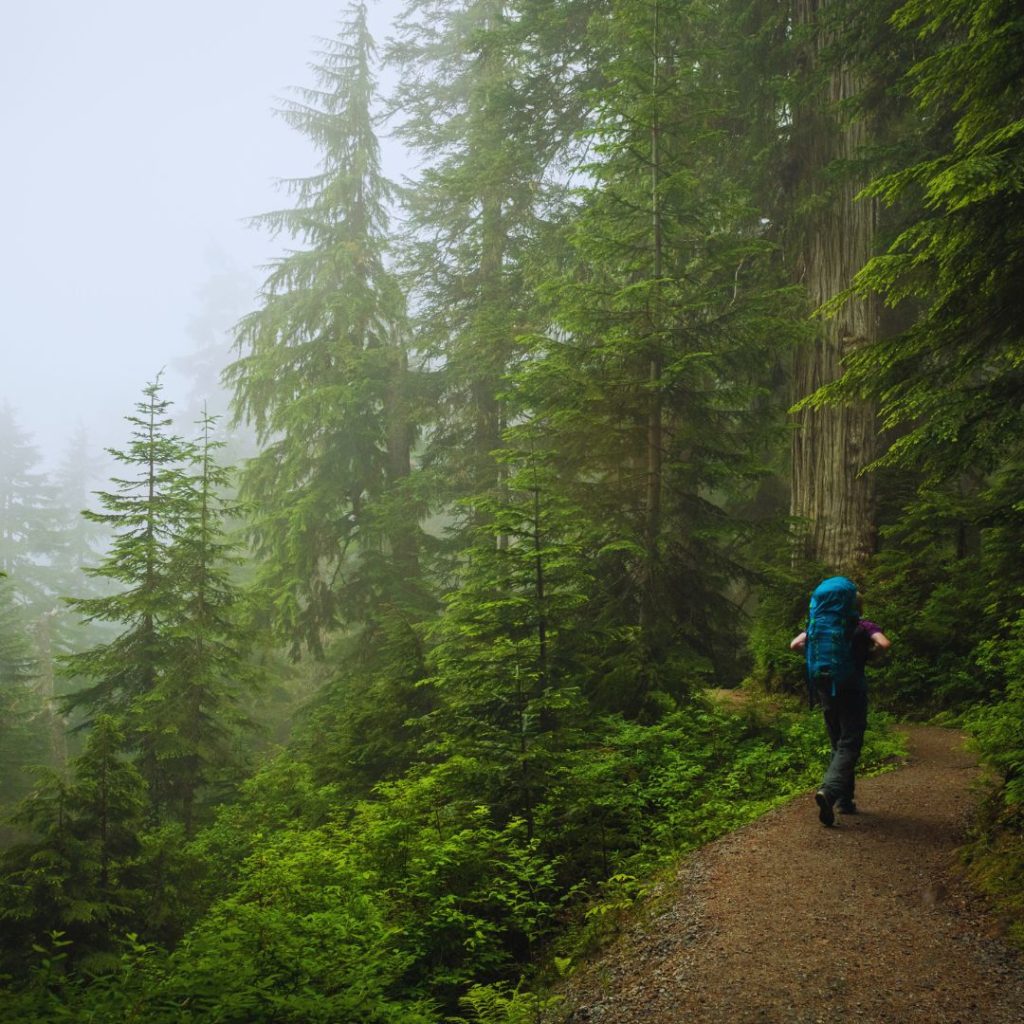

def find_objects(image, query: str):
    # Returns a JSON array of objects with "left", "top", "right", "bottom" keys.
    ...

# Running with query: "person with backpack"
[{"left": 789, "top": 576, "right": 891, "bottom": 826}]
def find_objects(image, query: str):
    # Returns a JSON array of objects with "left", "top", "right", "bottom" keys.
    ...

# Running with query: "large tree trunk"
[{"left": 789, "top": 0, "right": 879, "bottom": 575}]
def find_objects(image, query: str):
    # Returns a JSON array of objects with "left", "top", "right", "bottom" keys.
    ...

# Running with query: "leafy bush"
[{"left": 0, "top": 691, "right": 904, "bottom": 1022}]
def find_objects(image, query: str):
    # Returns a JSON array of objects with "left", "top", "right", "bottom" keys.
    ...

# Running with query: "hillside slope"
[{"left": 558, "top": 726, "right": 1024, "bottom": 1024}]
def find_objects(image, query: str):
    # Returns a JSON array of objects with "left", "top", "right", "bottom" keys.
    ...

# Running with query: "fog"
[{"left": 1, "top": 0, "right": 402, "bottom": 467}]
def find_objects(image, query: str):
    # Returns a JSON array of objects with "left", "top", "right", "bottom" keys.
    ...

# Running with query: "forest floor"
[{"left": 555, "top": 726, "right": 1024, "bottom": 1024}]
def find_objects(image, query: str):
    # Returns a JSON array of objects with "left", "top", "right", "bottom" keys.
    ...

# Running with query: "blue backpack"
[{"left": 805, "top": 576, "right": 859, "bottom": 701}]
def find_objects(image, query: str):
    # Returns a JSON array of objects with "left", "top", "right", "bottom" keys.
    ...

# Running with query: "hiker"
[{"left": 789, "top": 577, "right": 891, "bottom": 826}]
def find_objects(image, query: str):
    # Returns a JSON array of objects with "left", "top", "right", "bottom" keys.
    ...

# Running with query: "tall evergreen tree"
[
  {"left": 784, "top": 0, "right": 906, "bottom": 572},
  {"left": 0, "top": 404, "right": 61, "bottom": 609},
  {"left": 50, "top": 426, "right": 111, "bottom": 592},
  {"left": 0, "top": 576, "right": 43, "bottom": 814},
  {"left": 828, "top": 0, "right": 1024, "bottom": 491},
  {"left": 227, "top": 2, "right": 423, "bottom": 657},
  {"left": 154, "top": 411, "right": 256, "bottom": 834},
  {"left": 60, "top": 388, "right": 255, "bottom": 830},
  {"left": 59, "top": 378, "right": 194, "bottom": 812},
  {"left": 388, "top": 0, "right": 567, "bottom": 518},
  {"left": 517, "top": 0, "right": 797, "bottom": 698}
]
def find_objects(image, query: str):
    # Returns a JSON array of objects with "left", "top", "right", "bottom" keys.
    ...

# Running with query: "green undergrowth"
[
  {"left": 962, "top": 827, "right": 1024, "bottom": 950},
  {"left": 474, "top": 694, "right": 909, "bottom": 1024},
  {"left": 0, "top": 693, "right": 907, "bottom": 1024},
  {"left": 435, "top": 696, "right": 908, "bottom": 1024},
  {"left": 960, "top": 789, "right": 1024, "bottom": 952}
]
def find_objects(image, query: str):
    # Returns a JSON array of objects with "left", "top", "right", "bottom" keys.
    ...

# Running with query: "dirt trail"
[{"left": 559, "top": 726, "right": 1024, "bottom": 1024}]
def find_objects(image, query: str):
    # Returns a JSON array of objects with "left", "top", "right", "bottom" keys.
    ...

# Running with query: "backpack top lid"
[{"left": 808, "top": 576, "right": 858, "bottom": 624}]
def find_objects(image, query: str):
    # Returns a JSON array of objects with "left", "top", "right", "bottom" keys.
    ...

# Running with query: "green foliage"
[
  {"left": 452, "top": 981, "right": 563, "bottom": 1024},
  {"left": 0, "top": 717, "right": 146, "bottom": 973},
  {"left": 162, "top": 826, "right": 437, "bottom": 1024},
  {"left": 506, "top": 0, "right": 800, "bottom": 694},
  {"left": 0, "top": 577, "right": 44, "bottom": 811},
  {"left": 0, "top": 932, "right": 181, "bottom": 1024},
  {"left": 820, "top": 0, "right": 1024, "bottom": 488},
  {"left": 969, "top": 608, "right": 1024, "bottom": 817},
  {"left": 420, "top": 460, "right": 599, "bottom": 828},
  {"left": 0, "top": 403, "right": 63, "bottom": 609},
  {"left": 181, "top": 754, "right": 343, "bottom": 911},
  {"left": 859, "top": 547, "right": 988, "bottom": 712},
  {"left": 961, "top": 808, "right": 1024, "bottom": 951},
  {"left": 58, "top": 383, "right": 257, "bottom": 831},
  {"left": 392, "top": 813, "right": 560, "bottom": 996},
  {"left": 227, "top": 1, "right": 424, "bottom": 657},
  {"left": 963, "top": 601, "right": 1024, "bottom": 947},
  {"left": 297, "top": 609, "right": 432, "bottom": 796}
]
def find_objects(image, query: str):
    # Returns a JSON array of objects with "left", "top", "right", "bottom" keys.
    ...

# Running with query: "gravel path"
[{"left": 559, "top": 726, "right": 1024, "bottom": 1024}]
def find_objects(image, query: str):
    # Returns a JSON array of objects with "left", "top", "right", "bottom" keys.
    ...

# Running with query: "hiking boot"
[
  {"left": 837, "top": 799, "right": 858, "bottom": 815},
  {"left": 815, "top": 789, "right": 835, "bottom": 827}
]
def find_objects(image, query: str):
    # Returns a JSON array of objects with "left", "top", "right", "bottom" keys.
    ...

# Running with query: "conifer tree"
[
  {"left": 783, "top": 0, "right": 910, "bottom": 572},
  {"left": 518, "top": 0, "right": 795, "bottom": 699},
  {"left": 828, "top": 0, "right": 1024, "bottom": 491},
  {"left": 60, "top": 378, "right": 194, "bottom": 812},
  {"left": 227, "top": 2, "right": 423, "bottom": 657},
  {"left": 51, "top": 427, "right": 110, "bottom": 585},
  {"left": 0, "top": 715, "right": 146, "bottom": 973},
  {"left": 388, "top": 0, "right": 566, "bottom": 516},
  {"left": 60, "top": 388, "right": 255, "bottom": 830},
  {"left": 154, "top": 411, "right": 256, "bottom": 834},
  {"left": 0, "top": 404, "right": 62, "bottom": 609},
  {"left": 0, "top": 576, "right": 43, "bottom": 811},
  {"left": 422, "top": 455, "right": 595, "bottom": 835}
]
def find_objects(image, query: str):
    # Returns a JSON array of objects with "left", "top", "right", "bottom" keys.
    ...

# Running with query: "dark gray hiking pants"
[{"left": 817, "top": 684, "right": 868, "bottom": 805}]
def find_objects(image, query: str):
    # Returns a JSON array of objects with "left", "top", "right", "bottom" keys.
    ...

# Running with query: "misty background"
[{"left": 1, "top": 0, "right": 402, "bottom": 468}]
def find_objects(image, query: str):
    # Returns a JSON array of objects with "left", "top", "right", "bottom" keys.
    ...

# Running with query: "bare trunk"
[
  {"left": 474, "top": 0, "right": 509, "bottom": 510},
  {"left": 641, "top": 1, "right": 664, "bottom": 635},
  {"left": 34, "top": 610, "right": 68, "bottom": 768},
  {"left": 477, "top": 189, "right": 506, "bottom": 490},
  {"left": 385, "top": 344, "right": 420, "bottom": 581},
  {"left": 790, "top": 0, "right": 878, "bottom": 575}
]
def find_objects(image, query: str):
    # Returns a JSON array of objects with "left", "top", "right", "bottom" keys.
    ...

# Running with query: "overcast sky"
[{"left": 1, "top": 0, "right": 403, "bottom": 468}]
